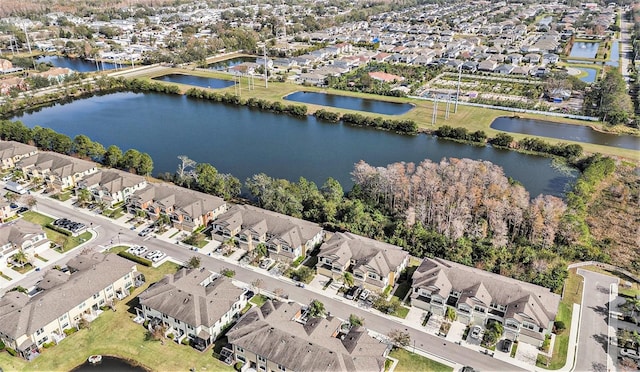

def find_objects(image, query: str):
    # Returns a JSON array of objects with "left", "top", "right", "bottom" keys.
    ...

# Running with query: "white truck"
[{"left": 5, "top": 181, "right": 27, "bottom": 195}]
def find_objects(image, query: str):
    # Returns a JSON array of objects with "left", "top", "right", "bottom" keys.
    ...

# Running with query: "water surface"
[
  {"left": 152, "top": 74, "right": 235, "bottom": 89},
  {"left": 569, "top": 42, "right": 599, "bottom": 59},
  {"left": 208, "top": 57, "right": 256, "bottom": 70},
  {"left": 36, "top": 55, "right": 118, "bottom": 72},
  {"left": 72, "top": 356, "right": 145, "bottom": 371},
  {"left": 12, "top": 92, "right": 576, "bottom": 197},
  {"left": 491, "top": 117, "right": 639, "bottom": 150},
  {"left": 577, "top": 68, "right": 597, "bottom": 83},
  {"left": 284, "top": 91, "right": 414, "bottom": 115}
]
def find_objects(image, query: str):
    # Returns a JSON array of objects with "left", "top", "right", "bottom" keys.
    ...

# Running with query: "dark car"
[
  {"left": 500, "top": 339, "right": 513, "bottom": 353},
  {"left": 17, "top": 207, "right": 28, "bottom": 213}
]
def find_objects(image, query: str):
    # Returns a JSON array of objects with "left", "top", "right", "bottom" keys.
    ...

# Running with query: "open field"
[
  {"left": 137, "top": 66, "right": 639, "bottom": 160},
  {"left": 388, "top": 348, "right": 453, "bottom": 372}
]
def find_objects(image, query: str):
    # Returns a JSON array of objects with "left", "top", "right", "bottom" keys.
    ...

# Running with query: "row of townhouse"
[
  {"left": 0, "top": 253, "right": 138, "bottom": 359},
  {"left": 211, "top": 205, "right": 324, "bottom": 264}
]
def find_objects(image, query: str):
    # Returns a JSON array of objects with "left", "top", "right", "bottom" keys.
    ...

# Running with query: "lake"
[
  {"left": 36, "top": 55, "right": 118, "bottom": 73},
  {"left": 72, "top": 356, "right": 146, "bottom": 371},
  {"left": 606, "top": 40, "right": 619, "bottom": 67},
  {"left": 491, "top": 117, "right": 639, "bottom": 150},
  {"left": 208, "top": 57, "right": 256, "bottom": 70},
  {"left": 284, "top": 91, "right": 414, "bottom": 115},
  {"left": 569, "top": 41, "right": 599, "bottom": 59},
  {"left": 11, "top": 92, "right": 577, "bottom": 197},
  {"left": 152, "top": 74, "right": 235, "bottom": 89}
]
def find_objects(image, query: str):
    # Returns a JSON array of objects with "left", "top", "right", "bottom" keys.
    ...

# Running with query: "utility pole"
[
  {"left": 445, "top": 93, "right": 450, "bottom": 119},
  {"left": 431, "top": 96, "right": 438, "bottom": 126},
  {"left": 22, "top": 25, "right": 36, "bottom": 70},
  {"left": 263, "top": 44, "right": 268, "bottom": 88},
  {"left": 455, "top": 65, "right": 462, "bottom": 113}
]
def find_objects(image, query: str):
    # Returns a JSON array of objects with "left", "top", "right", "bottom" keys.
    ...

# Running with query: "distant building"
[{"left": 368, "top": 71, "right": 405, "bottom": 83}]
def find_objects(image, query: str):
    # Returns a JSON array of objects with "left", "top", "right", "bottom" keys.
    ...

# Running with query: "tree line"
[{"left": 185, "top": 88, "right": 307, "bottom": 118}]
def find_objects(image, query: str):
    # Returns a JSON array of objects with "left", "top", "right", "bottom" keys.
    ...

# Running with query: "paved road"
[
  {"left": 8, "top": 194, "right": 523, "bottom": 371},
  {"left": 575, "top": 269, "right": 618, "bottom": 372}
]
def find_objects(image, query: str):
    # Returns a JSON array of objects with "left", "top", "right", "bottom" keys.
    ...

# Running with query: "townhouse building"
[
  {"left": 226, "top": 300, "right": 389, "bottom": 372},
  {"left": 138, "top": 268, "right": 247, "bottom": 350},
  {"left": 317, "top": 232, "right": 409, "bottom": 292},
  {"left": 126, "top": 183, "right": 227, "bottom": 232},
  {"left": 76, "top": 169, "right": 147, "bottom": 208},
  {"left": 16, "top": 152, "right": 98, "bottom": 191},
  {"left": 211, "top": 205, "right": 323, "bottom": 263},
  {"left": 0, "top": 141, "right": 37, "bottom": 170},
  {"left": 0, "top": 253, "right": 137, "bottom": 359},
  {"left": 410, "top": 257, "right": 560, "bottom": 346},
  {"left": 0, "top": 219, "right": 48, "bottom": 267}
]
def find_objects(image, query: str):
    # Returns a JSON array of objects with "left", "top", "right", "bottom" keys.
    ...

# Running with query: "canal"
[
  {"left": 12, "top": 92, "right": 576, "bottom": 197},
  {"left": 491, "top": 117, "right": 639, "bottom": 150},
  {"left": 284, "top": 91, "right": 414, "bottom": 115},
  {"left": 152, "top": 74, "right": 235, "bottom": 89},
  {"left": 36, "top": 55, "right": 119, "bottom": 72}
]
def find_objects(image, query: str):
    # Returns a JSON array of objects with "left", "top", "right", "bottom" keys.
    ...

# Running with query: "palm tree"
[
  {"left": 308, "top": 299, "right": 326, "bottom": 318},
  {"left": 5, "top": 192, "right": 18, "bottom": 204},
  {"left": 343, "top": 272, "right": 355, "bottom": 288},
  {"left": 77, "top": 188, "right": 92, "bottom": 207},
  {"left": 12, "top": 249, "right": 30, "bottom": 267}
]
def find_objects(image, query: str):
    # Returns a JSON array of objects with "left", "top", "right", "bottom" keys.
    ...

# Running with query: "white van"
[{"left": 4, "top": 181, "right": 27, "bottom": 195}]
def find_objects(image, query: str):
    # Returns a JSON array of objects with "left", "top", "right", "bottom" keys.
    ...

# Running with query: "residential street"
[
  {"left": 575, "top": 269, "right": 618, "bottom": 372},
  {"left": 2, "top": 192, "right": 524, "bottom": 371}
]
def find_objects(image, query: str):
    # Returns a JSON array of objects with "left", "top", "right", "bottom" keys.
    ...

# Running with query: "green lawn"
[
  {"left": 11, "top": 263, "right": 34, "bottom": 274},
  {"left": 389, "top": 348, "right": 452, "bottom": 372},
  {"left": 21, "top": 211, "right": 54, "bottom": 225},
  {"left": 538, "top": 301, "right": 573, "bottom": 370},
  {"left": 250, "top": 294, "right": 268, "bottom": 307},
  {"left": 22, "top": 211, "right": 93, "bottom": 253},
  {"left": 393, "top": 306, "right": 410, "bottom": 319},
  {"left": 0, "top": 261, "right": 232, "bottom": 372}
]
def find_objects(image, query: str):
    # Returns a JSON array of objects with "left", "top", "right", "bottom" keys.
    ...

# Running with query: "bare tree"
[
  {"left": 176, "top": 155, "right": 196, "bottom": 183},
  {"left": 251, "top": 278, "right": 264, "bottom": 295},
  {"left": 387, "top": 329, "right": 411, "bottom": 347}
]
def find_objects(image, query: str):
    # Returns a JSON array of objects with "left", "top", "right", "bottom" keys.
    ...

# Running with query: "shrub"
[
  {"left": 117, "top": 251, "right": 152, "bottom": 266},
  {"left": 42, "top": 341, "right": 55, "bottom": 349},
  {"left": 167, "top": 333, "right": 174, "bottom": 340},
  {"left": 46, "top": 224, "right": 72, "bottom": 236},
  {"left": 234, "top": 362, "right": 244, "bottom": 371},
  {"left": 63, "top": 327, "right": 78, "bottom": 336},
  {"left": 0, "top": 338, "right": 5, "bottom": 351},
  {"left": 221, "top": 268, "right": 236, "bottom": 278},
  {"left": 181, "top": 337, "right": 190, "bottom": 346},
  {"left": 6, "top": 347, "right": 17, "bottom": 356},
  {"left": 554, "top": 320, "right": 566, "bottom": 333},
  {"left": 291, "top": 255, "right": 305, "bottom": 268}
]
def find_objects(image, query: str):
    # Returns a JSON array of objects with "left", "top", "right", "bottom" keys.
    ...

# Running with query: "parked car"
[
  {"left": 138, "top": 227, "right": 154, "bottom": 237},
  {"left": 151, "top": 252, "right": 166, "bottom": 262},
  {"left": 345, "top": 286, "right": 362, "bottom": 300},
  {"left": 500, "top": 339, "right": 513, "bottom": 353},
  {"left": 145, "top": 250, "right": 161, "bottom": 259},
  {"left": 17, "top": 207, "right": 28, "bottom": 213},
  {"left": 620, "top": 348, "right": 640, "bottom": 360},
  {"left": 359, "top": 289, "right": 371, "bottom": 301},
  {"left": 296, "top": 282, "right": 305, "bottom": 288},
  {"left": 470, "top": 325, "right": 482, "bottom": 339},
  {"left": 259, "top": 259, "right": 273, "bottom": 270}
]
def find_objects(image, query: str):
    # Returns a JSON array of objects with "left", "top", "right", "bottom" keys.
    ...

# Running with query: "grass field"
[
  {"left": 138, "top": 66, "right": 639, "bottom": 160},
  {"left": 0, "top": 261, "right": 235, "bottom": 372},
  {"left": 388, "top": 348, "right": 453, "bottom": 372},
  {"left": 21, "top": 211, "right": 93, "bottom": 252}
]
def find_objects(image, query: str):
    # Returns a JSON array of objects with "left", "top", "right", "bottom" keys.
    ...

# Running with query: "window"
[
  {"left": 62, "top": 323, "right": 69, "bottom": 329},
  {"left": 93, "top": 292, "right": 100, "bottom": 300},
  {"left": 259, "top": 366, "right": 266, "bottom": 372},
  {"left": 236, "top": 346, "right": 244, "bottom": 353},
  {"left": 278, "top": 364, "right": 286, "bottom": 371},
  {"left": 257, "top": 355, "right": 266, "bottom": 363},
  {"left": 36, "top": 328, "right": 44, "bottom": 336},
  {"left": 237, "top": 355, "right": 246, "bottom": 363},
  {"left": 474, "top": 306, "right": 485, "bottom": 313},
  {"left": 367, "top": 272, "right": 378, "bottom": 280}
]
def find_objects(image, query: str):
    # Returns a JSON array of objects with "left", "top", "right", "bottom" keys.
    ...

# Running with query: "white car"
[
  {"left": 470, "top": 325, "right": 483, "bottom": 339},
  {"left": 359, "top": 289, "right": 371, "bottom": 301},
  {"left": 620, "top": 348, "right": 640, "bottom": 360},
  {"left": 151, "top": 252, "right": 166, "bottom": 262},
  {"left": 136, "top": 246, "right": 148, "bottom": 256},
  {"left": 259, "top": 259, "right": 273, "bottom": 269},
  {"left": 146, "top": 250, "right": 161, "bottom": 259}
]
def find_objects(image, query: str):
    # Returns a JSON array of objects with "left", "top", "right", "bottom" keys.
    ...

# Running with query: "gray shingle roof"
[
  {"left": 17, "top": 151, "right": 96, "bottom": 178},
  {"left": 0, "top": 253, "right": 135, "bottom": 339},
  {"left": 227, "top": 301, "right": 387, "bottom": 372},
  {"left": 138, "top": 268, "right": 244, "bottom": 328}
]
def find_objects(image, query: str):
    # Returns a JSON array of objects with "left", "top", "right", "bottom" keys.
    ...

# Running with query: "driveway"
[{"left": 575, "top": 269, "right": 619, "bottom": 372}]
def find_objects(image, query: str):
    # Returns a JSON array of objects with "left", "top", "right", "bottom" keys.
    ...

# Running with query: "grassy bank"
[
  {"left": 389, "top": 348, "right": 453, "bottom": 372},
  {"left": 0, "top": 261, "right": 233, "bottom": 372},
  {"left": 137, "top": 66, "right": 639, "bottom": 160}
]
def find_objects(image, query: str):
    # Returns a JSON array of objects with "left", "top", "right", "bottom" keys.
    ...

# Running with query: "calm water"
[
  {"left": 72, "top": 356, "right": 145, "bottom": 371},
  {"left": 152, "top": 74, "right": 235, "bottom": 89},
  {"left": 284, "top": 91, "right": 414, "bottom": 115},
  {"left": 12, "top": 92, "right": 577, "bottom": 197},
  {"left": 208, "top": 57, "right": 256, "bottom": 70},
  {"left": 577, "top": 68, "right": 597, "bottom": 83},
  {"left": 36, "top": 55, "right": 118, "bottom": 72},
  {"left": 569, "top": 42, "right": 599, "bottom": 59},
  {"left": 491, "top": 117, "right": 640, "bottom": 150},
  {"left": 606, "top": 40, "right": 619, "bottom": 67}
]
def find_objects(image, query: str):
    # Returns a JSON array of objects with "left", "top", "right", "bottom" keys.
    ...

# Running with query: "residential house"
[
  {"left": 495, "top": 64, "right": 515, "bottom": 74},
  {"left": 0, "top": 199, "right": 15, "bottom": 223},
  {"left": 0, "top": 59, "right": 13, "bottom": 72},
  {"left": 0, "top": 219, "right": 48, "bottom": 266},
  {"left": 226, "top": 300, "right": 389, "bottom": 372},
  {"left": 16, "top": 152, "right": 98, "bottom": 191},
  {"left": 0, "top": 77, "right": 27, "bottom": 95},
  {"left": 0, "top": 141, "right": 37, "bottom": 170},
  {"left": 255, "top": 57, "right": 273, "bottom": 69},
  {"left": 138, "top": 268, "right": 247, "bottom": 350},
  {"left": 317, "top": 232, "right": 409, "bottom": 292},
  {"left": 299, "top": 72, "right": 327, "bottom": 86},
  {"left": 371, "top": 52, "right": 392, "bottom": 62},
  {"left": 126, "top": 183, "right": 227, "bottom": 232},
  {"left": 272, "top": 58, "right": 297, "bottom": 69},
  {"left": 76, "top": 169, "right": 147, "bottom": 208},
  {"left": 477, "top": 60, "right": 498, "bottom": 72},
  {"left": 31, "top": 67, "right": 73, "bottom": 84},
  {"left": 410, "top": 257, "right": 560, "bottom": 347},
  {"left": 211, "top": 205, "right": 323, "bottom": 263},
  {"left": 0, "top": 253, "right": 138, "bottom": 359},
  {"left": 368, "top": 71, "right": 405, "bottom": 83}
]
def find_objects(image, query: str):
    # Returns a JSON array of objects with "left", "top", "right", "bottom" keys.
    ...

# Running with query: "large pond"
[
  {"left": 491, "top": 117, "right": 640, "bottom": 150},
  {"left": 11, "top": 92, "right": 577, "bottom": 197},
  {"left": 152, "top": 74, "right": 235, "bottom": 89},
  {"left": 284, "top": 91, "right": 414, "bottom": 115},
  {"left": 72, "top": 356, "right": 146, "bottom": 371},
  {"left": 569, "top": 41, "right": 600, "bottom": 59},
  {"left": 208, "top": 56, "right": 256, "bottom": 70},
  {"left": 36, "top": 55, "right": 118, "bottom": 72}
]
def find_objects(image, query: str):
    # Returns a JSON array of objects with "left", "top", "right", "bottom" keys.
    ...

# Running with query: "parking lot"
[{"left": 52, "top": 218, "right": 86, "bottom": 234}]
